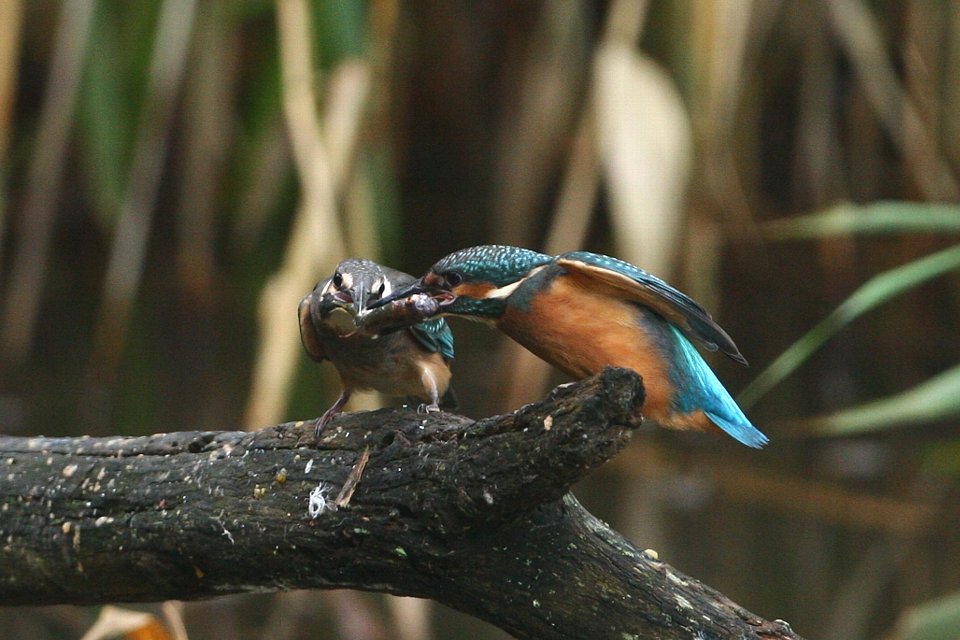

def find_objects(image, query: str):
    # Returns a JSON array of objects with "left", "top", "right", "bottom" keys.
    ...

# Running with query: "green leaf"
[
  {"left": 740, "top": 244, "right": 960, "bottom": 408},
  {"left": 807, "top": 364, "right": 960, "bottom": 435},
  {"left": 889, "top": 591, "right": 960, "bottom": 640},
  {"left": 762, "top": 201, "right": 960, "bottom": 240}
]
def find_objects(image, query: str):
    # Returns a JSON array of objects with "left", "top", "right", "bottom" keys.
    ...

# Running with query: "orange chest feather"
[{"left": 499, "top": 275, "right": 675, "bottom": 417}]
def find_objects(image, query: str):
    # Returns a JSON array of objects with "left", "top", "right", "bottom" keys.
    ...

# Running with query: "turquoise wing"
[
  {"left": 556, "top": 251, "right": 747, "bottom": 365},
  {"left": 409, "top": 318, "right": 455, "bottom": 361}
]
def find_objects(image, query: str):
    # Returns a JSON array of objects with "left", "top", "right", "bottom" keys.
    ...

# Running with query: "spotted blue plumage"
[
  {"left": 433, "top": 245, "right": 552, "bottom": 287},
  {"left": 411, "top": 318, "right": 455, "bottom": 361}
]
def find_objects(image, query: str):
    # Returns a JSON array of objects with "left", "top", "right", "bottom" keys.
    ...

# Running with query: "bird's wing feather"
[
  {"left": 409, "top": 318, "right": 456, "bottom": 361},
  {"left": 298, "top": 291, "right": 328, "bottom": 362},
  {"left": 556, "top": 252, "right": 747, "bottom": 365}
]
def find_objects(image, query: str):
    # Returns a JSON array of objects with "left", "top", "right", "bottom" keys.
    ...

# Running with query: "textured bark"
[{"left": 0, "top": 368, "right": 802, "bottom": 639}]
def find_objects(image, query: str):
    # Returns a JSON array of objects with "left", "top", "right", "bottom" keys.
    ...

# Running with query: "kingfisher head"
[
  {"left": 372, "top": 245, "right": 552, "bottom": 319},
  {"left": 313, "top": 258, "right": 397, "bottom": 318}
]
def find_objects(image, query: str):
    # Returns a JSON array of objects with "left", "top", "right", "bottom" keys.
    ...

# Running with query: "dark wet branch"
[{"left": 0, "top": 368, "right": 802, "bottom": 640}]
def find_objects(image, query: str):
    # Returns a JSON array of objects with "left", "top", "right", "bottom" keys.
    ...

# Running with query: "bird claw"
[
  {"left": 417, "top": 403, "right": 440, "bottom": 415},
  {"left": 313, "top": 414, "right": 331, "bottom": 439},
  {"left": 314, "top": 391, "right": 351, "bottom": 441},
  {"left": 314, "top": 407, "right": 341, "bottom": 439}
]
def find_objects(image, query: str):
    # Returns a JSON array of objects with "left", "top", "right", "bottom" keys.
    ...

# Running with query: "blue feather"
[
  {"left": 410, "top": 318, "right": 456, "bottom": 361},
  {"left": 667, "top": 325, "right": 768, "bottom": 448},
  {"left": 561, "top": 251, "right": 679, "bottom": 296},
  {"left": 434, "top": 245, "right": 551, "bottom": 287}
]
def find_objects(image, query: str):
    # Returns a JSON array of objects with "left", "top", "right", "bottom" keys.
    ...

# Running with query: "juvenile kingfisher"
[
  {"left": 369, "top": 245, "right": 767, "bottom": 448},
  {"left": 299, "top": 258, "right": 455, "bottom": 437}
]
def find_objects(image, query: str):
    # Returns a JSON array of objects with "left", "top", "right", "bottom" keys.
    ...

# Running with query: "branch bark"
[{"left": 0, "top": 368, "right": 802, "bottom": 640}]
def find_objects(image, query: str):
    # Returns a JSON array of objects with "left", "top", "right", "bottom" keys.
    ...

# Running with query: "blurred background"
[{"left": 1, "top": 1, "right": 959, "bottom": 638}]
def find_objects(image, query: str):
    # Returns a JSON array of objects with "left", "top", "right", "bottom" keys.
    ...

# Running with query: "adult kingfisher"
[
  {"left": 299, "top": 258, "right": 456, "bottom": 436},
  {"left": 368, "top": 245, "right": 767, "bottom": 448}
]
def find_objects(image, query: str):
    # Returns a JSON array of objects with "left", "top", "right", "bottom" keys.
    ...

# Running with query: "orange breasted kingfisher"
[
  {"left": 368, "top": 245, "right": 767, "bottom": 448},
  {"left": 299, "top": 258, "right": 456, "bottom": 437}
]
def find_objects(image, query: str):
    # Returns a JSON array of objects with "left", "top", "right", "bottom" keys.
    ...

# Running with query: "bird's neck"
[{"left": 445, "top": 296, "right": 507, "bottom": 320}]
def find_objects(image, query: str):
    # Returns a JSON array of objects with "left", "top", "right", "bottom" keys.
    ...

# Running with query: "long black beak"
[
  {"left": 350, "top": 282, "right": 369, "bottom": 316},
  {"left": 368, "top": 280, "right": 429, "bottom": 310}
]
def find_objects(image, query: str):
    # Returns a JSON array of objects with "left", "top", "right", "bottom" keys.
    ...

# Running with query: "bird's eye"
[
  {"left": 445, "top": 271, "right": 464, "bottom": 287},
  {"left": 375, "top": 280, "right": 386, "bottom": 297},
  {"left": 332, "top": 272, "right": 343, "bottom": 288}
]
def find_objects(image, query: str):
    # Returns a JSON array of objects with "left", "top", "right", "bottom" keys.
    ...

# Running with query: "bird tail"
[
  {"left": 669, "top": 326, "right": 769, "bottom": 448},
  {"left": 704, "top": 409, "right": 768, "bottom": 449}
]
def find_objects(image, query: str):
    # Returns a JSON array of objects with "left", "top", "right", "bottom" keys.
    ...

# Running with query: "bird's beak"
[
  {"left": 368, "top": 280, "right": 429, "bottom": 310},
  {"left": 349, "top": 282, "right": 369, "bottom": 316}
]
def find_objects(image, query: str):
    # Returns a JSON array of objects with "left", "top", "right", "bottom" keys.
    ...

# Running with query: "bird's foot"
[
  {"left": 314, "top": 391, "right": 351, "bottom": 442},
  {"left": 313, "top": 415, "right": 330, "bottom": 440},
  {"left": 417, "top": 403, "right": 440, "bottom": 415},
  {"left": 313, "top": 409, "right": 339, "bottom": 440}
]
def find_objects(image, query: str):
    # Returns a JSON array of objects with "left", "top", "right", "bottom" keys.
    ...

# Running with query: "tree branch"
[{"left": 0, "top": 368, "right": 802, "bottom": 639}]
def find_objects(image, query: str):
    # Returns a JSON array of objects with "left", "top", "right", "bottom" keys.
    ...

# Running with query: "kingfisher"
[
  {"left": 368, "top": 245, "right": 767, "bottom": 448},
  {"left": 299, "top": 258, "right": 456, "bottom": 437}
]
